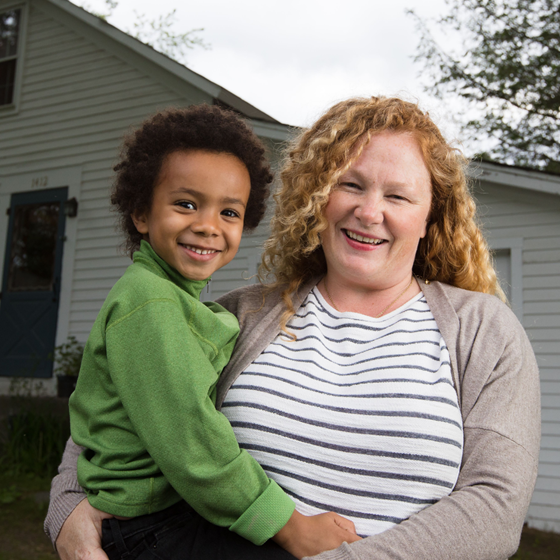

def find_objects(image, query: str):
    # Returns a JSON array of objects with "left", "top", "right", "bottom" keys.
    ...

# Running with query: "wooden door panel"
[{"left": 0, "top": 188, "right": 67, "bottom": 378}]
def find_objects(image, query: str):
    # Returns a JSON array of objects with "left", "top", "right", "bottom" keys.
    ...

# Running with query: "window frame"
[
  {"left": 488, "top": 237, "right": 524, "bottom": 323},
  {"left": 0, "top": 1, "right": 27, "bottom": 116}
]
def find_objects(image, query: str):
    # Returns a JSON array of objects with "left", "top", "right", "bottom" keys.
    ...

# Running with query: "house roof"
[
  {"left": 42, "top": 0, "right": 295, "bottom": 141},
  {"left": 19, "top": 1, "right": 560, "bottom": 190},
  {"left": 471, "top": 160, "right": 560, "bottom": 197}
]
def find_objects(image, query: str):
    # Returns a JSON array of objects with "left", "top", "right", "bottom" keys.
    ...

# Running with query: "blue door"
[{"left": 0, "top": 188, "right": 68, "bottom": 378}]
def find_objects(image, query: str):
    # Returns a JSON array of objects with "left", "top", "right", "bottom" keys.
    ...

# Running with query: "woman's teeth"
[{"left": 345, "top": 230, "right": 384, "bottom": 244}]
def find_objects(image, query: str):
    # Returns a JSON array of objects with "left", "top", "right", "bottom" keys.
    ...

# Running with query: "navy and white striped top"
[{"left": 222, "top": 287, "right": 463, "bottom": 537}]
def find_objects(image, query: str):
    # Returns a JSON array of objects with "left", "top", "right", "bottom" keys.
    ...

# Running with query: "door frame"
[{"left": 0, "top": 166, "right": 82, "bottom": 389}]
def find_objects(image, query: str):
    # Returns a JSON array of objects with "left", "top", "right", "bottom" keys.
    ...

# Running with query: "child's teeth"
[{"left": 184, "top": 245, "right": 217, "bottom": 255}]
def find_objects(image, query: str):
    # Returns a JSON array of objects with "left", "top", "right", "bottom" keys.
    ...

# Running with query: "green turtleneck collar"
[{"left": 133, "top": 240, "right": 210, "bottom": 300}]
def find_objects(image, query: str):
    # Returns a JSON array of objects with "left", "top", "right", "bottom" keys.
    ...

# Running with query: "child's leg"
[
  {"left": 188, "top": 512, "right": 297, "bottom": 560},
  {"left": 101, "top": 501, "right": 296, "bottom": 560},
  {"left": 101, "top": 501, "right": 197, "bottom": 560}
]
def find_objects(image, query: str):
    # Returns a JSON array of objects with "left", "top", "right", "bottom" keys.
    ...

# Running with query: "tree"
[
  {"left": 409, "top": 0, "right": 560, "bottom": 172},
  {"left": 75, "top": 0, "right": 208, "bottom": 63}
]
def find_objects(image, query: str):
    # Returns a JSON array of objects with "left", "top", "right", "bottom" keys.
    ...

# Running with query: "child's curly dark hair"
[{"left": 111, "top": 104, "right": 273, "bottom": 256}]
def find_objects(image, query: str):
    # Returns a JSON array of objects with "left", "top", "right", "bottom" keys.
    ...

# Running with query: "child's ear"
[{"left": 131, "top": 210, "right": 149, "bottom": 235}]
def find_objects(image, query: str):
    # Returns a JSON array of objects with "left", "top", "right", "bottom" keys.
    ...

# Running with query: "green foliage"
[
  {"left": 0, "top": 405, "right": 70, "bottom": 478},
  {"left": 75, "top": 0, "right": 209, "bottom": 62},
  {"left": 0, "top": 484, "right": 22, "bottom": 504},
  {"left": 53, "top": 335, "right": 84, "bottom": 378},
  {"left": 410, "top": 0, "right": 560, "bottom": 172},
  {"left": 77, "top": 0, "right": 117, "bottom": 20},
  {"left": 130, "top": 9, "right": 209, "bottom": 62},
  {"left": 9, "top": 377, "right": 46, "bottom": 397}
]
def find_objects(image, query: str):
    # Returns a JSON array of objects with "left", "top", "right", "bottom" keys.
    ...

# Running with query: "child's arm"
[
  {"left": 274, "top": 510, "right": 361, "bottom": 558},
  {"left": 71, "top": 298, "right": 293, "bottom": 545},
  {"left": 52, "top": 489, "right": 359, "bottom": 560},
  {"left": 49, "top": 435, "right": 359, "bottom": 558}
]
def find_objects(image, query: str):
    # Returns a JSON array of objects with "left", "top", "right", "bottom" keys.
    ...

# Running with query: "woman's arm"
[
  {"left": 304, "top": 292, "right": 541, "bottom": 560},
  {"left": 47, "top": 437, "right": 359, "bottom": 559},
  {"left": 54, "top": 499, "right": 112, "bottom": 560},
  {"left": 44, "top": 437, "right": 89, "bottom": 547}
]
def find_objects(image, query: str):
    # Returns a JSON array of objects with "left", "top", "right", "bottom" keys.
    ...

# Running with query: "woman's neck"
[{"left": 318, "top": 273, "right": 421, "bottom": 318}]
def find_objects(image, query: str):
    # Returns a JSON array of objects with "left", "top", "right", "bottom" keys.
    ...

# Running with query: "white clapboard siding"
[
  {"left": 0, "top": 0, "right": 288, "bottom": 354},
  {"left": 475, "top": 179, "right": 560, "bottom": 532}
]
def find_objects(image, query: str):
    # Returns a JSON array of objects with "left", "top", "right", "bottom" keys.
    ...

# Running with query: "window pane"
[
  {"left": 0, "top": 9, "right": 20, "bottom": 59},
  {"left": 0, "top": 58, "right": 15, "bottom": 105},
  {"left": 493, "top": 248, "right": 512, "bottom": 302},
  {"left": 8, "top": 202, "right": 61, "bottom": 292}
]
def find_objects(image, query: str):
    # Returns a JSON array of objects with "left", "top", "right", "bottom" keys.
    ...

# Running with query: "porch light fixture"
[{"left": 64, "top": 197, "right": 78, "bottom": 218}]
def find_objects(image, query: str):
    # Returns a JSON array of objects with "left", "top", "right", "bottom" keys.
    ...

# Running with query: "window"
[
  {"left": 0, "top": 8, "right": 21, "bottom": 106},
  {"left": 490, "top": 238, "right": 523, "bottom": 322}
]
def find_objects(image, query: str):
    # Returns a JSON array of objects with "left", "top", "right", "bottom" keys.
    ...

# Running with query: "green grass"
[
  {"left": 0, "top": 472, "right": 56, "bottom": 560},
  {"left": 0, "top": 397, "right": 70, "bottom": 479},
  {"left": 511, "top": 526, "right": 560, "bottom": 559},
  {"left": 0, "top": 396, "right": 68, "bottom": 560}
]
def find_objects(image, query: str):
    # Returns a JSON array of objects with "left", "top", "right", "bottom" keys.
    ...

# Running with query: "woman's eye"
[
  {"left": 177, "top": 201, "right": 196, "bottom": 210},
  {"left": 339, "top": 182, "right": 361, "bottom": 190},
  {"left": 222, "top": 209, "right": 240, "bottom": 218}
]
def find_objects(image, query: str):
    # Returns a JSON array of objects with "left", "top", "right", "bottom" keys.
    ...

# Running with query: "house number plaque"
[{"left": 31, "top": 176, "right": 48, "bottom": 188}]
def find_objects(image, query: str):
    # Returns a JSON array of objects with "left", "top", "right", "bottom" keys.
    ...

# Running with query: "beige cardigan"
[{"left": 46, "top": 279, "right": 540, "bottom": 560}]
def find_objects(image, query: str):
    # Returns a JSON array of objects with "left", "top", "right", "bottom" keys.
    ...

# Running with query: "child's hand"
[
  {"left": 56, "top": 498, "right": 113, "bottom": 560},
  {"left": 272, "top": 509, "right": 361, "bottom": 559}
]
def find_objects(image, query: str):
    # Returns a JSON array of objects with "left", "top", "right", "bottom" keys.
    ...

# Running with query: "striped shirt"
[{"left": 222, "top": 287, "right": 463, "bottom": 537}]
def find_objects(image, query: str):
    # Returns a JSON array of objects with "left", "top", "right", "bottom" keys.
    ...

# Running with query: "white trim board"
[
  {"left": 0, "top": 1, "right": 29, "bottom": 117},
  {"left": 487, "top": 237, "right": 524, "bottom": 322},
  {"left": 0, "top": 165, "right": 83, "bottom": 352},
  {"left": 471, "top": 162, "right": 560, "bottom": 197}
]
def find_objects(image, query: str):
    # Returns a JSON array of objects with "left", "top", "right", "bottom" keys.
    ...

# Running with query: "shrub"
[{"left": 0, "top": 401, "right": 70, "bottom": 479}]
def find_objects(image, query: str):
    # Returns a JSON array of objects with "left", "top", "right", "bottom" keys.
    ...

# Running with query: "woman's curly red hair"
[{"left": 260, "top": 96, "right": 505, "bottom": 327}]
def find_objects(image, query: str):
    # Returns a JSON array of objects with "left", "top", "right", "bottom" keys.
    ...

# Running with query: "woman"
[{"left": 46, "top": 96, "right": 540, "bottom": 560}]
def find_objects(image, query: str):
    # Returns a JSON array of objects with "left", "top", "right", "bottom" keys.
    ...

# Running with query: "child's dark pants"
[{"left": 101, "top": 501, "right": 297, "bottom": 560}]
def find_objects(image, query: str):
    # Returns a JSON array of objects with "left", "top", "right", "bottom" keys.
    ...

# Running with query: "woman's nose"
[{"left": 354, "top": 196, "right": 383, "bottom": 225}]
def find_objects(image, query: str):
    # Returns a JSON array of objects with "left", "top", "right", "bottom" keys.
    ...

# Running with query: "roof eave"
[
  {"left": 469, "top": 160, "right": 560, "bottom": 196},
  {"left": 44, "top": 0, "right": 286, "bottom": 132}
]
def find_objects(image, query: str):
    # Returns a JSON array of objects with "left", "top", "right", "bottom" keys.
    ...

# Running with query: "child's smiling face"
[{"left": 132, "top": 150, "right": 251, "bottom": 281}]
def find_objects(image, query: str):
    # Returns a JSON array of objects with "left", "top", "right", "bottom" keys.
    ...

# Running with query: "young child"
[{"left": 69, "top": 105, "right": 357, "bottom": 560}]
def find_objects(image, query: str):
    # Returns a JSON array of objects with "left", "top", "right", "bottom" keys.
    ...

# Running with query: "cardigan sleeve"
[
  {"left": 44, "top": 437, "right": 87, "bottom": 547},
  {"left": 304, "top": 294, "right": 541, "bottom": 560}
]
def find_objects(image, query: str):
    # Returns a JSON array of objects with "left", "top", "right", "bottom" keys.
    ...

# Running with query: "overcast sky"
[{"left": 75, "top": 0, "right": 469, "bottom": 145}]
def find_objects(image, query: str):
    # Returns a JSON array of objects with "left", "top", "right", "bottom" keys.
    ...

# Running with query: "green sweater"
[{"left": 69, "top": 241, "right": 294, "bottom": 545}]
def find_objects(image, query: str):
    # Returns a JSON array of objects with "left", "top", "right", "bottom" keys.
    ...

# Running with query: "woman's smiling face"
[{"left": 321, "top": 132, "right": 432, "bottom": 291}]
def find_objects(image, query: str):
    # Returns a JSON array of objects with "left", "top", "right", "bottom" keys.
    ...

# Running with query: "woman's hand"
[
  {"left": 56, "top": 499, "right": 113, "bottom": 560},
  {"left": 272, "top": 509, "right": 361, "bottom": 559}
]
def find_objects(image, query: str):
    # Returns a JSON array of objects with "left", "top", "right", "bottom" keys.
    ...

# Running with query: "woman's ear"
[{"left": 131, "top": 210, "right": 149, "bottom": 235}]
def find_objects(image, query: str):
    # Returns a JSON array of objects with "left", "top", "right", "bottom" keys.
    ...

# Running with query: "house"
[
  {"left": 0, "top": 0, "right": 558, "bottom": 535},
  {"left": 470, "top": 162, "right": 560, "bottom": 533},
  {"left": 0, "top": 0, "right": 292, "bottom": 387}
]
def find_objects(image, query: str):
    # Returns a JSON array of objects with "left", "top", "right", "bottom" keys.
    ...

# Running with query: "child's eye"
[
  {"left": 176, "top": 201, "right": 196, "bottom": 210},
  {"left": 221, "top": 209, "right": 241, "bottom": 219}
]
